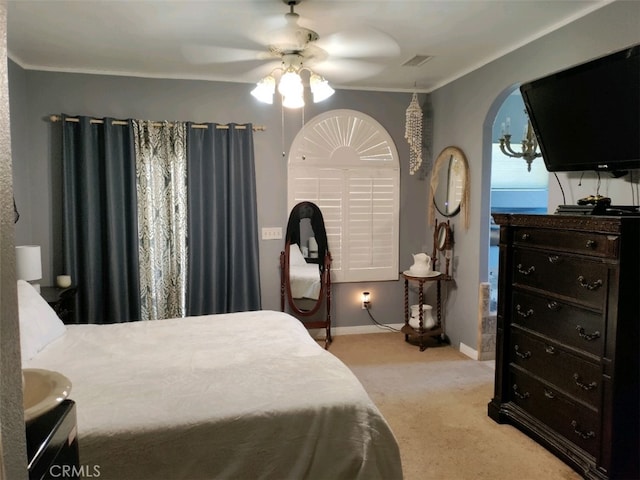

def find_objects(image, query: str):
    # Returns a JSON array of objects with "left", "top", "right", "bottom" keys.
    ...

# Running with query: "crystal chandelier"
[
  {"left": 498, "top": 111, "right": 542, "bottom": 172},
  {"left": 251, "top": 53, "right": 334, "bottom": 109}
]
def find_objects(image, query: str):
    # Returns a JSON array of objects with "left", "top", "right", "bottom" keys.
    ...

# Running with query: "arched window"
[{"left": 288, "top": 109, "right": 400, "bottom": 282}]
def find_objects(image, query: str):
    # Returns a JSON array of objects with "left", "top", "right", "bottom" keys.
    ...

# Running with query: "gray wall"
[
  {"left": 429, "top": 0, "right": 640, "bottom": 352},
  {"left": 9, "top": 64, "right": 432, "bottom": 332}
]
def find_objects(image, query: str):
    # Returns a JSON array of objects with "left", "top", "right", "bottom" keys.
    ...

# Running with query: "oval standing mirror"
[
  {"left": 429, "top": 146, "right": 470, "bottom": 229},
  {"left": 280, "top": 202, "right": 332, "bottom": 347}
]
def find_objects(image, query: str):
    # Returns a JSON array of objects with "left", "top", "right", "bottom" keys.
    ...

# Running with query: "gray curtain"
[
  {"left": 186, "top": 123, "right": 261, "bottom": 314},
  {"left": 61, "top": 115, "right": 141, "bottom": 324}
]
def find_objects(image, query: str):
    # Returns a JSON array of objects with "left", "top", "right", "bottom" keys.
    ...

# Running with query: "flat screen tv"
[{"left": 520, "top": 44, "right": 640, "bottom": 173}]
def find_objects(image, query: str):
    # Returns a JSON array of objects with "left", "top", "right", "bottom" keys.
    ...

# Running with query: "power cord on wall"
[{"left": 365, "top": 308, "right": 402, "bottom": 333}]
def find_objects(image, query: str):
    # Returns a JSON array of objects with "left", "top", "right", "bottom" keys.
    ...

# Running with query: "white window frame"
[{"left": 288, "top": 109, "right": 400, "bottom": 283}]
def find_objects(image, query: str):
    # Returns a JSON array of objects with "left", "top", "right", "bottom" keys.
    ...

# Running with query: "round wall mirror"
[{"left": 429, "top": 146, "right": 470, "bottom": 229}]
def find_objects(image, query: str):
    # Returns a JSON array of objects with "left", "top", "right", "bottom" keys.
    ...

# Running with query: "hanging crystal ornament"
[{"left": 405, "top": 92, "right": 423, "bottom": 175}]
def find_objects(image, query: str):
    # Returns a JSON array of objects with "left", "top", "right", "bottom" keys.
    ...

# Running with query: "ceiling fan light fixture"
[
  {"left": 250, "top": 75, "right": 276, "bottom": 104},
  {"left": 278, "top": 69, "right": 304, "bottom": 97},
  {"left": 282, "top": 93, "right": 305, "bottom": 109},
  {"left": 309, "top": 73, "right": 335, "bottom": 103}
]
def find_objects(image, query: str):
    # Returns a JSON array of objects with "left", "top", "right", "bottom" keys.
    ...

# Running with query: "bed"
[{"left": 17, "top": 280, "right": 403, "bottom": 480}]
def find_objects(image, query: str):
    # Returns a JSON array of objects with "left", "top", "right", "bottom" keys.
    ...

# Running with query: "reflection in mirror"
[
  {"left": 428, "top": 146, "right": 470, "bottom": 229},
  {"left": 280, "top": 201, "right": 332, "bottom": 348}
]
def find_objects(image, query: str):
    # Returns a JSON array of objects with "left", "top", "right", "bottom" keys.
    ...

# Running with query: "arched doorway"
[{"left": 488, "top": 90, "right": 549, "bottom": 310}]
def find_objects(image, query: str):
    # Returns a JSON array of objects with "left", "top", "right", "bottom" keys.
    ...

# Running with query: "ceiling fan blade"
[
  {"left": 181, "top": 44, "right": 274, "bottom": 65},
  {"left": 311, "top": 59, "right": 387, "bottom": 83},
  {"left": 242, "top": 60, "right": 283, "bottom": 81},
  {"left": 315, "top": 26, "right": 400, "bottom": 59}
]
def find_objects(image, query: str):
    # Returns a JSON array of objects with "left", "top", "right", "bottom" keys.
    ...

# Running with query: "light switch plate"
[{"left": 262, "top": 227, "right": 282, "bottom": 240}]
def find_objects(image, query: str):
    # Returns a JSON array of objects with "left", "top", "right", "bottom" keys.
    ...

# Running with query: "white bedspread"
[{"left": 25, "top": 310, "right": 402, "bottom": 480}]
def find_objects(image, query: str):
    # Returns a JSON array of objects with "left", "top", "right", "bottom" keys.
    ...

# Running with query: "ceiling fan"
[{"left": 182, "top": 0, "right": 400, "bottom": 108}]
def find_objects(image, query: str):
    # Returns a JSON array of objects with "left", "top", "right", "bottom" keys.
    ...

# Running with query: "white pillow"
[
  {"left": 289, "top": 243, "right": 307, "bottom": 266},
  {"left": 17, "top": 280, "right": 67, "bottom": 363}
]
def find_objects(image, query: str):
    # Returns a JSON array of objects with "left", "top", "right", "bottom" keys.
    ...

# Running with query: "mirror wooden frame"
[
  {"left": 279, "top": 201, "right": 333, "bottom": 348},
  {"left": 428, "top": 146, "right": 470, "bottom": 229}
]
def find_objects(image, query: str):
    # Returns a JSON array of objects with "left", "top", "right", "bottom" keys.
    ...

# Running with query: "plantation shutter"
[{"left": 288, "top": 110, "right": 399, "bottom": 283}]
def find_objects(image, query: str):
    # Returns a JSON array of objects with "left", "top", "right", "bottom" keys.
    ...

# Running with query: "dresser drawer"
[
  {"left": 510, "top": 328, "right": 601, "bottom": 408},
  {"left": 509, "top": 366, "right": 601, "bottom": 457},
  {"left": 513, "top": 227, "right": 618, "bottom": 258},
  {"left": 513, "top": 248, "right": 608, "bottom": 309},
  {"left": 511, "top": 290, "right": 605, "bottom": 357}
]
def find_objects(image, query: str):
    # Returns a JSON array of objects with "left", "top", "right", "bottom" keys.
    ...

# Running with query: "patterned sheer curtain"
[{"left": 133, "top": 121, "right": 188, "bottom": 321}]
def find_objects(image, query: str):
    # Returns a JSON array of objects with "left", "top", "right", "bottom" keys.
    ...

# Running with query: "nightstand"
[
  {"left": 26, "top": 400, "right": 80, "bottom": 480},
  {"left": 40, "top": 287, "right": 77, "bottom": 324}
]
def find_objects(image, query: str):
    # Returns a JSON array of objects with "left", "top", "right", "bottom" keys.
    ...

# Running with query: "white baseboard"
[{"left": 459, "top": 342, "right": 479, "bottom": 360}]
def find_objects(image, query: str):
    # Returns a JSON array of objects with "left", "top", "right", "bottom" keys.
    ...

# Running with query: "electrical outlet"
[{"left": 261, "top": 227, "right": 282, "bottom": 240}]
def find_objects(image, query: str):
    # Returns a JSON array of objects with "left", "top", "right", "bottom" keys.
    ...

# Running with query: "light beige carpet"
[{"left": 328, "top": 332, "right": 582, "bottom": 480}]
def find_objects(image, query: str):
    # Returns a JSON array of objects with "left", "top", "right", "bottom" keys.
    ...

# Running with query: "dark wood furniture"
[
  {"left": 488, "top": 214, "right": 639, "bottom": 480},
  {"left": 26, "top": 400, "right": 80, "bottom": 480},
  {"left": 40, "top": 287, "right": 77, "bottom": 324},
  {"left": 401, "top": 272, "right": 444, "bottom": 351}
]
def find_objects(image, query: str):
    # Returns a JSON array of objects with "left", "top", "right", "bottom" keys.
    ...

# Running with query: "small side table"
[
  {"left": 26, "top": 399, "right": 80, "bottom": 480},
  {"left": 401, "top": 272, "right": 446, "bottom": 351},
  {"left": 41, "top": 287, "right": 77, "bottom": 324}
]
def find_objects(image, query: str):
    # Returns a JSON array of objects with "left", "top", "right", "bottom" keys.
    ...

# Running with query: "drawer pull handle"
[
  {"left": 512, "top": 384, "right": 530, "bottom": 400},
  {"left": 544, "top": 388, "right": 556, "bottom": 399},
  {"left": 521, "top": 233, "right": 530, "bottom": 241},
  {"left": 576, "top": 325, "right": 601, "bottom": 341},
  {"left": 573, "top": 373, "right": 597, "bottom": 391},
  {"left": 545, "top": 345, "right": 556, "bottom": 355},
  {"left": 515, "top": 304, "right": 534, "bottom": 318},
  {"left": 548, "top": 255, "right": 560, "bottom": 264},
  {"left": 514, "top": 345, "right": 531, "bottom": 359},
  {"left": 577, "top": 276, "right": 603, "bottom": 291},
  {"left": 585, "top": 239, "right": 597, "bottom": 249},
  {"left": 547, "top": 301, "right": 560, "bottom": 311},
  {"left": 571, "top": 420, "right": 596, "bottom": 440},
  {"left": 517, "top": 264, "right": 535, "bottom": 276}
]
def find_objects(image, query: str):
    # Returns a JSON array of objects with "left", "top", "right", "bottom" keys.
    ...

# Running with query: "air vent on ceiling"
[{"left": 402, "top": 55, "right": 432, "bottom": 67}]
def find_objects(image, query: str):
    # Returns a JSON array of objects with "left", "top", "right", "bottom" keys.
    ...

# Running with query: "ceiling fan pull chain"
[{"left": 282, "top": 100, "right": 286, "bottom": 157}]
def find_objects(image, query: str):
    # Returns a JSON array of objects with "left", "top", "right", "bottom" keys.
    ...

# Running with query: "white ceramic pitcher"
[
  {"left": 409, "top": 304, "right": 436, "bottom": 329},
  {"left": 409, "top": 252, "right": 431, "bottom": 276}
]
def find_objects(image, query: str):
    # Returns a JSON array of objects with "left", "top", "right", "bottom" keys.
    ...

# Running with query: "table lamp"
[{"left": 16, "top": 245, "right": 42, "bottom": 293}]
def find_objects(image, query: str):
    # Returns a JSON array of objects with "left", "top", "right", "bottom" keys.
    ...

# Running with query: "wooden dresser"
[{"left": 488, "top": 214, "right": 639, "bottom": 479}]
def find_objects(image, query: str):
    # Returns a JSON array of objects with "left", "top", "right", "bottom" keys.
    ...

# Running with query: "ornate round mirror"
[{"left": 428, "top": 146, "right": 470, "bottom": 229}]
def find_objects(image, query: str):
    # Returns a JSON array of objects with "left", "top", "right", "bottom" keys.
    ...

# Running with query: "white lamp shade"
[
  {"left": 282, "top": 93, "right": 305, "bottom": 109},
  {"left": 250, "top": 75, "right": 276, "bottom": 104},
  {"left": 278, "top": 70, "right": 303, "bottom": 97},
  {"left": 310, "top": 74, "right": 335, "bottom": 103},
  {"left": 16, "top": 245, "right": 42, "bottom": 281}
]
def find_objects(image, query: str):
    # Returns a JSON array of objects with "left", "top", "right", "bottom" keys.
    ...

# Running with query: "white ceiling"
[{"left": 7, "top": 0, "right": 612, "bottom": 93}]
